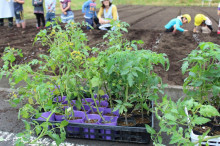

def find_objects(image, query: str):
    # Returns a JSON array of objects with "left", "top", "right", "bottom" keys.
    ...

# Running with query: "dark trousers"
[
  {"left": 165, "top": 26, "right": 174, "bottom": 32},
  {"left": 85, "top": 16, "right": 100, "bottom": 30},
  {"left": 0, "top": 17, "right": 13, "bottom": 27},
  {"left": 207, "top": 25, "right": 213, "bottom": 31},
  {"left": 35, "top": 13, "right": 45, "bottom": 27}
]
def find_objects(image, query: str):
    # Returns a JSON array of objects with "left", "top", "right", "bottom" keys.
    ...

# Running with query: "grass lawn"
[{"left": 23, "top": 0, "right": 219, "bottom": 19}]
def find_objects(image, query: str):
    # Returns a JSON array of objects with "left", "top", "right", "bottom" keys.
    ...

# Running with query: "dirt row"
[{"left": 0, "top": 6, "right": 220, "bottom": 86}]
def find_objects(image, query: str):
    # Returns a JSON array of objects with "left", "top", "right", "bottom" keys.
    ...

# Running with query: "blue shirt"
[
  {"left": 14, "top": 2, "right": 23, "bottom": 12},
  {"left": 82, "top": 0, "right": 97, "bottom": 19},
  {"left": 164, "top": 18, "right": 184, "bottom": 32}
]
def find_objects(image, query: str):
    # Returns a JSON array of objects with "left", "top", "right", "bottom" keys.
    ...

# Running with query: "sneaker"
[{"left": 217, "top": 30, "right": 220, "bottom": 35}]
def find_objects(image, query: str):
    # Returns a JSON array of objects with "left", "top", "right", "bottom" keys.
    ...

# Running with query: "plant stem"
[{"left": 125, "top": 84, "right": 128, "bottom": 125}]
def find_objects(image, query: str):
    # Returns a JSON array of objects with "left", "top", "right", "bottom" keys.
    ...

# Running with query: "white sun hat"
[{"left": 100, "top": 0, "right": 113, "bottom": 2}]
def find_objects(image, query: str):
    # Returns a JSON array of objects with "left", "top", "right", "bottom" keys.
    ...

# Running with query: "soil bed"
[{"left": 0, "top": 6, "right": 220, "bottom": 86}]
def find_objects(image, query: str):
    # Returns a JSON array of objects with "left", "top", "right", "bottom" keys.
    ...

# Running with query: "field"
[
  {"left": 0, "top": 5, "right": 219, "bottom": 86},
  {"left": 0, "top": 5, "right": 220, "bottom": 145},
  {"left": 23, "top": 0, "right": 220, "bottom": 18}
]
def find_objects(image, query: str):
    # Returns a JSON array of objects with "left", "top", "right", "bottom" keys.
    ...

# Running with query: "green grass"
[{"left": 24, "top": 0, "right": 219, "bottom": 19}]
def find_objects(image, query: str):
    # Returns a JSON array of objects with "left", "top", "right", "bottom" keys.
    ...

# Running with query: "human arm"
[
  {"left": 14, "top": 0, "right": 25, "bottom": 4},
  {"left": 112, "top": 5, "right": 118, "bottom": 21},
  {"left": 98, "top": 7, "right": 106, "bottom": 24},
  {"left": 193, "top": 26, "right": 198, "bottom": 33},
  {"left": 175, "top": 19, "right": 185, "bottom": 32},
  {"left": 63, "top": 2, "right": 71, "bottom": 12},
  {"left": 82, "top": 1, "right": 90, "bottom": 14},
  {"left": 60, "top": 2, "right": 66, "bottom": 14}
]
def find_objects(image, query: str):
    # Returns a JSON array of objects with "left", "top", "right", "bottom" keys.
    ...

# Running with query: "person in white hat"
[
  {"left": 217, "top": 2, "right": 220, "bottom": 34},
  {"left": 0, "top": 0, "right": 14, "bottom": 27},
  {"left": 97, "top": 0, "right": 119, "bottom": 30}
]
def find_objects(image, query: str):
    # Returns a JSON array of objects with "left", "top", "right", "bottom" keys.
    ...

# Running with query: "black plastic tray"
[{"left": 32, "top": 115, "right": 152, "bottom": 144}]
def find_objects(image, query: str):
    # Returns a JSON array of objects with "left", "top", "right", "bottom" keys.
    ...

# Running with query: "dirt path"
[{"left": 0, "top": 6, "right": 219, "bottom": 86}]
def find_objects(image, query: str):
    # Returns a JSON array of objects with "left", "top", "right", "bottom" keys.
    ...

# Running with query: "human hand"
[
  {"left": 172, "top": 29, "right": 176, "bottom": 34},
  {"left": 99, "top": 18, "right": 108, "bottom": 24},
  {"left": 64, "top": 12, "right": 67, "bottom": 15}
]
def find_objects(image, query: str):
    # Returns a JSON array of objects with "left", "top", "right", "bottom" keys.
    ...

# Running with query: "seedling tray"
[{"left": 31, "top": 116, "right": 152, "bottom": 144}]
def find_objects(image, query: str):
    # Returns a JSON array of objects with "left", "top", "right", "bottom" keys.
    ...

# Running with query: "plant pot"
[
  {"left": 53, "top": 96, "right": 66, "bottom": 103},
  {"left": 67, "top": 111, "right": 85, "bottom": 134},
  {"left": 62, "top": 100, "right": 76, "bottom": 105},
  {"left": 86, "top": 107, "right": 105, "bottom": 115},
  {"left": 100, "top": 116, "right": 118, "bottom": 140},
  {"left": 73, "top": 104, "right": 91, "bottom": 112},
  {"left": 37, "top": 112, "right": 55, "bottom": 121},
  {"left": 62, "top": 100, "right": 76, "bottom": 111},
  {"left": 190, "top": 130, "right": 220, "bottom": 146},
  {"left": 103, "top": 108, "right": 119, "bottom": 117},
  {"left": 185, "top": 107, "right": 220, "bottom": 145},
  {"left": 84, "top": 114, "right": 101, "bottom": 139},
  {"left": 92, "top": 101, "right": 109, "bottom": 108},
  {"left": 54, "top": 113, "right": 65, "bottom": 121},
  {"left": 36, "top": 112, "right": 55, "bottom": 130},
  {"left": 94, "top": 94, "right": 109, "bottom": 100},
  {"left": 82, "top": 98, "right": 94, "bottom": 105}
]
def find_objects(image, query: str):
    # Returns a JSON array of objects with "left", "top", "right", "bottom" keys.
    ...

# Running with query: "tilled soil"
[{"left": 0, "top": 6, "right": 220, "bottom": 86}]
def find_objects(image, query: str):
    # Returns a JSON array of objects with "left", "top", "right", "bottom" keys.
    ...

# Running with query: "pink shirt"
[{"left": 61, "top": 0, "right": 71, "bottom": 11}]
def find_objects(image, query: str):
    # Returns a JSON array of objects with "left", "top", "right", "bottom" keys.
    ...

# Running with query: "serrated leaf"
[
  {"left": 98, "top": 90, "right": 105, "bottom": 96},
  {"left": 193, "top": 117, "right": 210, "bottom": 125},
  {"left": 164, "top": 113, "right": 177, "bottom": 121},
  {"left": 35, "top": 125, "right": 42, "bottom": 135},
  {"left": 127, "top": 73, "right": 134, "bottom": 87},
  {"left": 91, "top": 77, "right": 99, "bottom": 87},
  {"left": 199, "top": 105, "right": 220, "bottom": 117},
  {"left": 145, "top": 124, "right": 156, "bottom": 134},
  {"left": 182, "top": 61, "right": 189, "bottom": 74},
  {"left": 60, "top": 120, "right": 69, "bottom": 128}
]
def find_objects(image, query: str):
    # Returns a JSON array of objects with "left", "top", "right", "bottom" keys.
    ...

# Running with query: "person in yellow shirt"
[{"left": 97, "top": 0, "right": 119, "bottom": 30}]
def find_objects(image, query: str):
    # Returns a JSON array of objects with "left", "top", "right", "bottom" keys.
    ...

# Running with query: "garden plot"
[{"left": 0, "top": 6, "right": 220, "bottom": 86}]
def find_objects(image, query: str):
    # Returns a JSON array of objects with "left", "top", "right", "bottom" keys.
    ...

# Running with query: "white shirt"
[
  {"left": 0, "top": 0, "right": 15, "bottom": 18},
  {"left": 205, "top": 17, "right": 212, "bottom": 26}
]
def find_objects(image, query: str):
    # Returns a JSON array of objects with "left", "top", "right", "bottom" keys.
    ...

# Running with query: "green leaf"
[
  {"left": 127, "top": 73, "right": 134, "bottom": 87},
  {"left": 199, "top": 105, "right": 220, "bottom": 117},
  {"left": 164, "top": 113, "right": 177, "bottom": 121},
  {"left": 181, "top": 61, "right": 189, "bottom": 74},
  {"left": 35, "top": 125, "right": 42, "bottom": 135},
  {"left": 145, "top": 124, "right": 156, "bottom": 134},
  {"left": 91, "top": 77, "right": 99, "bottom": 87},
  {"left": 158, "top": 136, "right": 162, "bottom": 144},
  {"left": 121, "top": 69, "right": 129, "bottom": 75},
  {"left": 60, "top": 120, "right": 69, "bottom": 128},
  {"left": 193, "top": 117, "right": 210, "bottom": 125},
  {"left": 124, "top": 102, "right": 133, "bottom": 108},
  {"left": 98, "top": 90, "right": 105, "bottom": 96}
]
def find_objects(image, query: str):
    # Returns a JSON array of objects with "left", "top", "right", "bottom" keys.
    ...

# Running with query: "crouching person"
[
  {"left": 164, "top": 14, "right": 191, "bottom": 34},
  {"left": 82, "top": 0, "right": 100, "bottom": 30},
  {"left": 97, "top": 0, "right": 119, "bottom": 30},
  {"left": 193, "top": 14, "right": 212, "bottom": 34}
]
